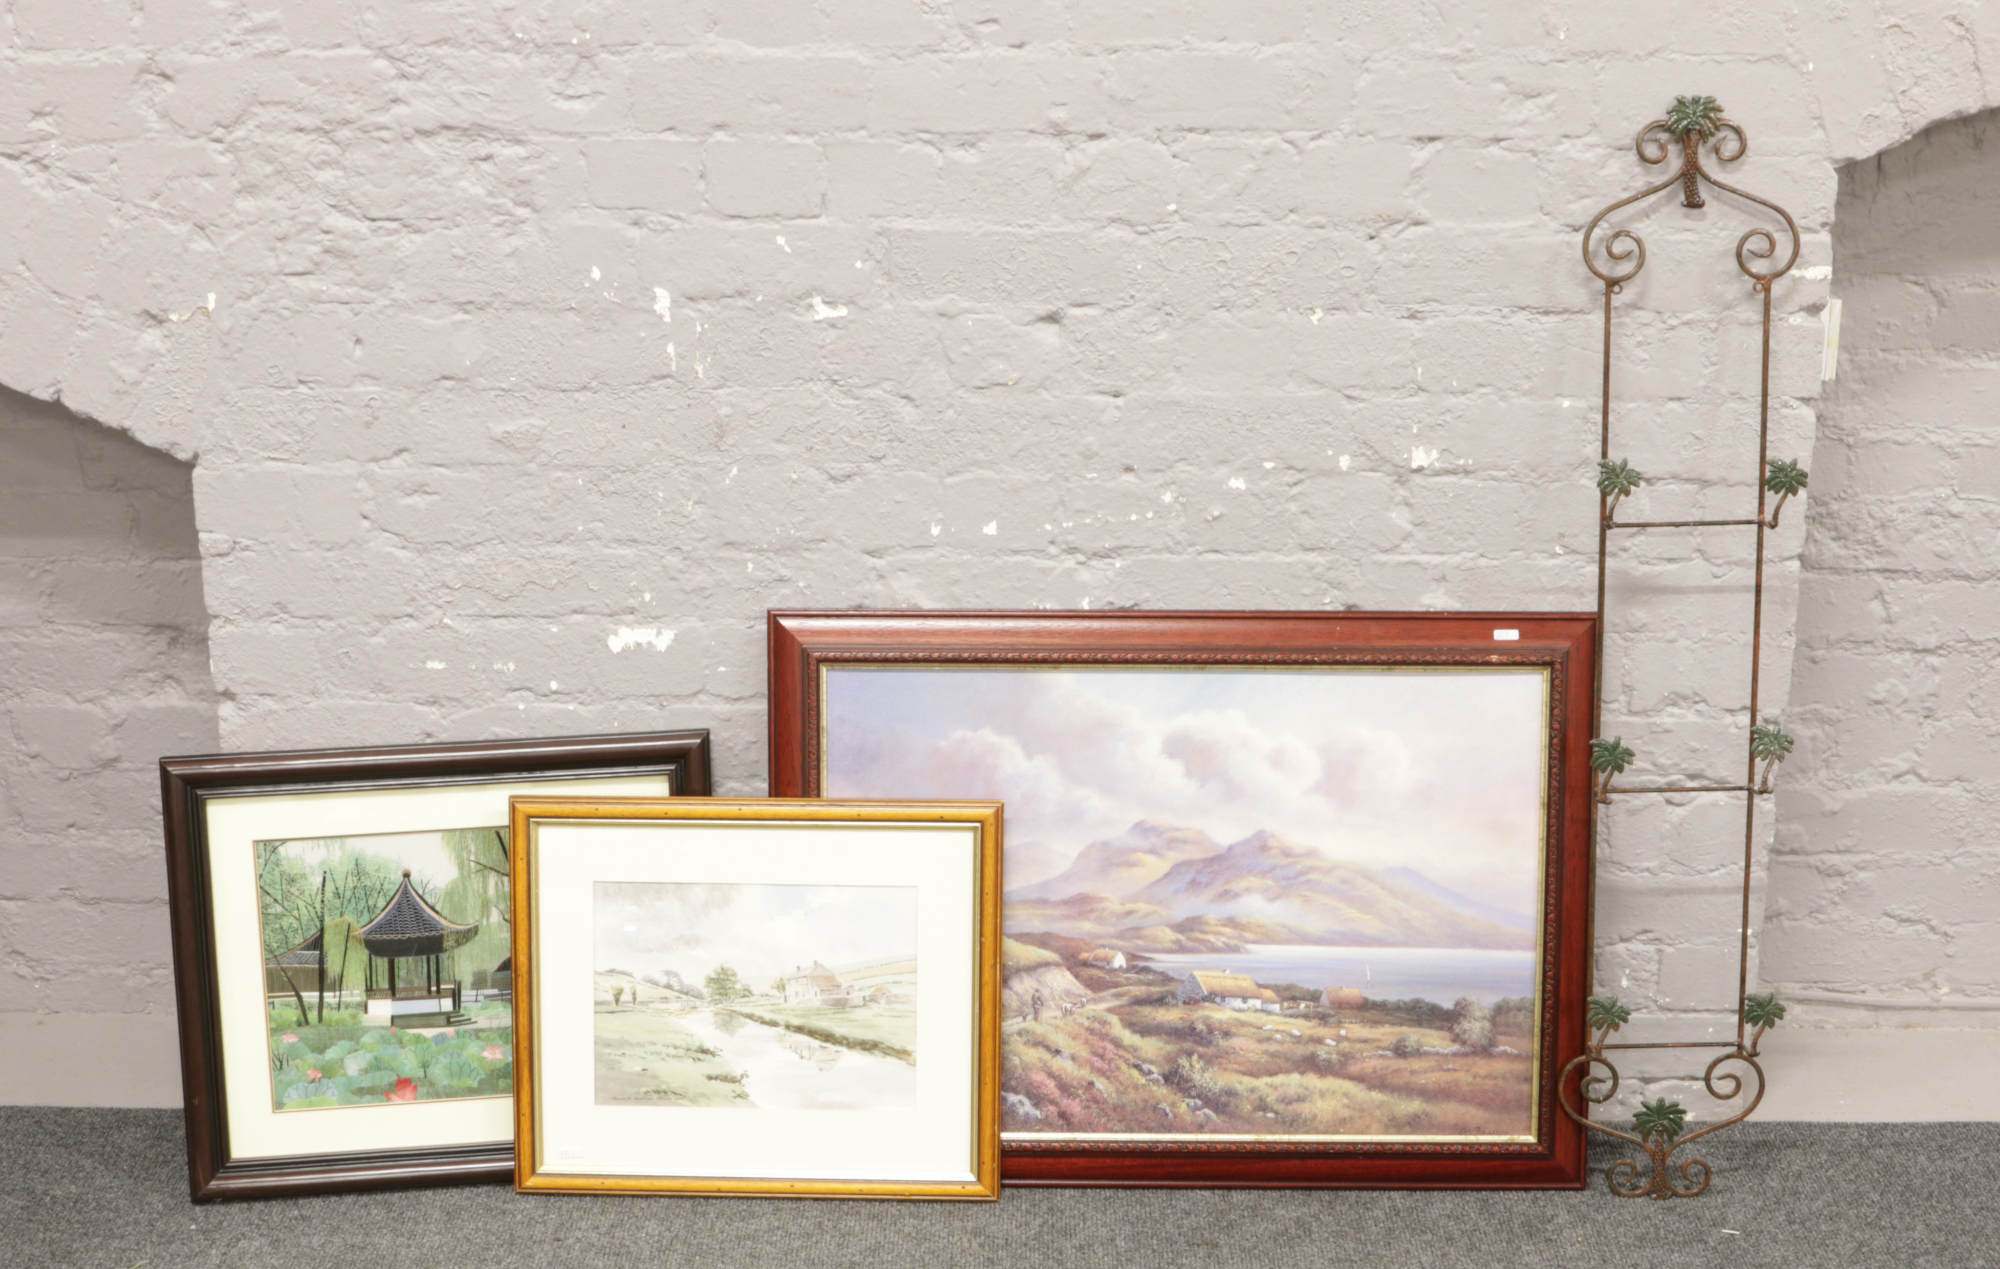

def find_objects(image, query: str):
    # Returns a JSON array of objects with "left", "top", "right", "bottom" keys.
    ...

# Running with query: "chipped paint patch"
[
  {"left": 1410, "top": 445, "right": 1440, "bottom": 470},
  {"left": 1339, "top": 454, "right": 1352, "bottom": 471},
  {"left": 981, "top": 520, "right": 997, "bottom": 535},
  {"left": 607, "top": 627, "right": 676, "bottom": 653},
  {"left": 653, "top": 288, "right": 672, "bottom": 324},
  {"left": 810, "top": 296, "right": 849, "bottom": 321},
  {"left": 1227, "top": 476, "right": 1247, "bottom": 490},
  {"left": 425, "top": 660, "right": 447, "bottom": 669},
  {"left": 1800, "top": 265, "right": 1832, "bottom": 280}
]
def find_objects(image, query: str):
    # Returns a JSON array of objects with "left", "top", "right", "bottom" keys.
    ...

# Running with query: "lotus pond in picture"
[{"left": 256, "top": 828, "right": 516, "bottom": 1111}]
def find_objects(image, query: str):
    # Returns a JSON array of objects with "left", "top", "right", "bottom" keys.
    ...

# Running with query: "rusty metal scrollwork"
[
  {"left": 1558, "top": 996, "right": 1782, "bottom": 1200},
  {"left": 1580, "top": 97, "right": 1800, "bottom": 1199},
  {"left": 1582, "top": 99, "right": 1799, "bottom": 290}
]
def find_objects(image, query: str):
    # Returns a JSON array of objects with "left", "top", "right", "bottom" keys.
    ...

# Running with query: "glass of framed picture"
[
  {"left": 509, "top": 797, "right": 1003, "bottom": 1200},
  {"left": 161, "top": 731, "right": 711, "bottom": 1201},
  {"left": 768, "top": 610, "right": 1596, "bottom": 1188}
]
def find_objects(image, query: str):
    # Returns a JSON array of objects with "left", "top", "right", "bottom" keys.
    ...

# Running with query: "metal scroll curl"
[
  {"left": 1558, "top": 998, "right": 1781, "bottom": 1200},
  {"left": 1582, "top": 103, "right": 1798, "bottom": 290}
]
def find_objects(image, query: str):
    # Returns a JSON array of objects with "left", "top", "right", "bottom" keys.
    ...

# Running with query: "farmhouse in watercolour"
[
  {"left": 783, "top": 961, "right": 866, "bottom": 1008},
  {"left": 1082, "top": 948, "right": 1127, "bottom": 969}
]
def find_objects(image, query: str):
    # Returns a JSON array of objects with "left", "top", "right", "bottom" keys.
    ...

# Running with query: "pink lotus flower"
[
  {"left": 280, "top": 1033, "right": 298, "bottom": 1044},
  {"left": 305, "top": 1068, "right": 322, "bottom": 1082},
  {"left": 385, "top": 1078, "right": 418, "bottom": 1103},
  {"left": 482, "top": 1044, "right": 505, "bottom": 1061},
  {"left": 443, "top": 1029, "right": 456, "bottom": 1038}
]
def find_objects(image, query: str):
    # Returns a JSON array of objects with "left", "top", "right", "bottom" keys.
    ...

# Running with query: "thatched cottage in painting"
[{"left": 1177, "top": 971, "right": 1281, "bottom": 1012}]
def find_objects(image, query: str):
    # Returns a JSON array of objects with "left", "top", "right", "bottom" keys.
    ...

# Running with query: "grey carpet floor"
[{"left": 2, "top": 1109, "right": 1994, "bottom": 1269}]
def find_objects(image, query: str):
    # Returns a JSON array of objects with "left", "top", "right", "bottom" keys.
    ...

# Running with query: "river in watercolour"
[{"left": 676, "top": 1010, "right": 917, "bottom": 1110}]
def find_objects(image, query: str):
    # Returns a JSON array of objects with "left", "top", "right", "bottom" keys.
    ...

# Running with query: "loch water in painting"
[
  {"left": 593, "top": 883, "right": 919, "bottom": 1109},
  {"left": 256, "top": 828, "right": 514, "bottom": 1112},
  {"left": 823, "top": 666, "right": 1548, "bottom": 1140}
]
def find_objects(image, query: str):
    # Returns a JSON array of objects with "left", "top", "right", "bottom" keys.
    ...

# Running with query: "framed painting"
[
  {"left": 160, "top": 730, "right": 712, "bottom": 1201},
  {"left": 768, "top": 610, "right": 1595, "bottom": 1188},
  {"left": 509, "top": 797, "right": 1002, "bottom": 1199}
]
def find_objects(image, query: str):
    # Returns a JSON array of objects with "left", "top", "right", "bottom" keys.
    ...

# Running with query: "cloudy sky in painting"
[
  {"left": 823, "top": 667, "right": 1546, "bottom": 914},
  {"left": 593, "top": 883, "right": 916, "bottom": 988}
]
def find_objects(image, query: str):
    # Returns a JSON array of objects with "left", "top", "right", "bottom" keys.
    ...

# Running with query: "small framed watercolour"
[
  {"left": 509, "top": 797, "right": 1003, "bottom": 1200},
  {"left": 768, "top": 610, "right": 1596, "bottom": 1189},
  {"left": 160, "top": 731, "right": 711, "bottom": 1201}
]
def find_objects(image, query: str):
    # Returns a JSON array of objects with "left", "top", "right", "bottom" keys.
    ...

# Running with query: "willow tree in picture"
[
  {"left": 437, "top": 829, "right": 511, "bottom": 991},
  {"left": 256, "top": 842, "right": 327, "bottom": 1027}
]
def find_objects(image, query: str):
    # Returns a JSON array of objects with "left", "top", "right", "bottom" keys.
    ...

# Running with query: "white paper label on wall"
[{"left": 1493, "top": 629, "right": 1520, "bottom": 641}]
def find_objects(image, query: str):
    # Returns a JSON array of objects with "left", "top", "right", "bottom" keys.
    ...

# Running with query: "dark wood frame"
[
  {"left": 768, "top": 610, "right": 1594, "bottom": 1189},
  {"left": 509, "top": 796, "right": 1004, "bottom": 1200},
  {"left": 161, "top": 730, "right": 712, "bottom": 1202}
]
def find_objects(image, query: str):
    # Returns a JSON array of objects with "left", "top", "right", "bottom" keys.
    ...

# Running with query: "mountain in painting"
[
  {"left": 1381, "top": 865, "right": 1534, "bottom": 933},
  {"left": 1008, "top": 820, "right": 1223, "bottom": 901},
  {"left": 1005, "top": 821, "right": 1533, "bottom": 952},
  {"left": 1003, "top": 839, "right": 1072, "bottom": 891}
]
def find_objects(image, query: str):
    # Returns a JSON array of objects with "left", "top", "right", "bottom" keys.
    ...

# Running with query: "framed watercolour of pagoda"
[{"left": 160, "top": 731, "right": 711, "bottom": 1201}]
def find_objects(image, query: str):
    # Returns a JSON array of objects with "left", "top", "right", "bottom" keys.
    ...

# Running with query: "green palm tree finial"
[
  {"left": 1598, "top": 458, "right": 1644, "bottom": 497},
  {"left": 1633, "top": 1097, "right": 1689, "bottom": 1143},
  {"left": 1598, "top": 459, "right": 1644, "bottom": 524},
  {"left": 1665, "top": 96, "right": 1724, "bottom": 142},
  {"left": 1751, "top": 724, "right": 1794, "bottom": 792},
  {"left": 1590, "top": 737, "right": 1635, "bottom": 802},
  {"left": 1588, "top": 995, "right": 1632, "bottom": 1035},
  {"left": 1663, "top": 96, "right": 1727, "bottom": 207},
  {"left": 1765, "top": 458, "right": 1808, "bottom": 527},
  {"left": 1765, "top": 459, "right": 1808, "bottom": 497},
  {"left": 1743, "top": 992, "right": 1787, "bottom": 1032}
]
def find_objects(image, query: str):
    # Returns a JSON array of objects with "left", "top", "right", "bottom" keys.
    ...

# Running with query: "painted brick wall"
[
  {"left": 0, "top": 387, "right": 218, "bottom": 1014},
  {"left": 1769, "top": 108, "right": 2000, "bottom": 1026},
  {"left": 0, "top": 2, "right": 1997, "bottom": 1104}
]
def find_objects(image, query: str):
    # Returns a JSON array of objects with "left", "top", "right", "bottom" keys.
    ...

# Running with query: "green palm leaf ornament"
[
  {"left": 1764, "top": 458, "right": 1808, "bottom": 527},
  {"left": 1634, "top": 1097, "right": 1689, "bottom": 1144},
  {"left": 1663, "top": 94, "right": 1727, "bottom": 208},
  {"left": 1743, "top": 993, "right": 1787, "bottom": 1044},
  {"left": 1751, "top": 724, "right": 1794, "bottom": 792},
  {"left": 1598, "top": 458, "right": 1644, "bottom": 525},
  {"left": 1588, "top": 994, "right": 1632, "bottom": 1042},
  {"left": 1591, "top": 736, "right": 1635, "bottom": 803},
  {"left": 1664, "top": 95, "right": 1724, "bottom": 141}
]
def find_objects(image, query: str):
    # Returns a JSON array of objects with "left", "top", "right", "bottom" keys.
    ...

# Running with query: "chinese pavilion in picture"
[{"left": 360, "top": 869, "right": 479, "bottom": 1027}]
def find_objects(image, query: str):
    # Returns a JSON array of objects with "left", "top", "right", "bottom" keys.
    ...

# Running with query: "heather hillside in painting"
[{"left": 824, "top": 666, "right": 1548, "bottom": 1140}]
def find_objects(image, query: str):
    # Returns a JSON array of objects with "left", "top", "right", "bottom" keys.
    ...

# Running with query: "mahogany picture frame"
[
  {"left": 767, "top": 610, "right": 1594, "bottom": 1189},
  {"left": 160, "top": 730, "right": 712, "bottom": 1202}
]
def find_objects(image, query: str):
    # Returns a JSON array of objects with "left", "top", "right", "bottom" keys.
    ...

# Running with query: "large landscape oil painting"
[{"left": 823, "top": 665, "right": 1550, "bottom": 1141}]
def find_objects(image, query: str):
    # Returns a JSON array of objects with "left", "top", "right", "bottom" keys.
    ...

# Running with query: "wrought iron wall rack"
[{"left": 1560, "top": 96, "right": 1799, "bottom": 1199}]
